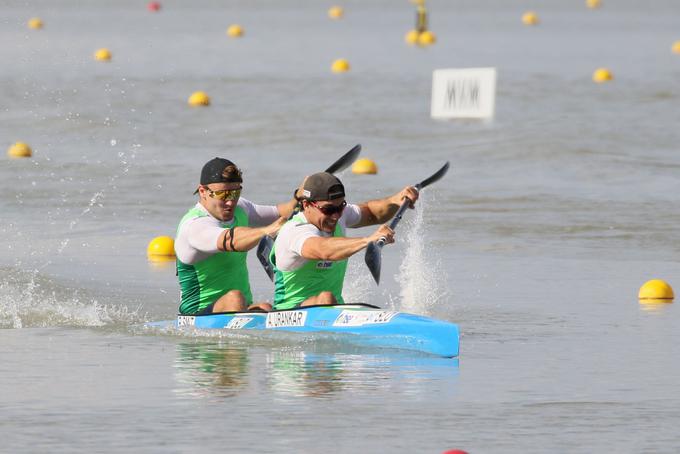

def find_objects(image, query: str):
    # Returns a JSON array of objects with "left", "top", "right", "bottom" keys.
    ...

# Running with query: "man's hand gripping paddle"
[
  {"left": 364, "top": 162, "right": 449, "bottom": 285},
  {"left": 256, "top": 144, "right": 362, "bottom": 280}
]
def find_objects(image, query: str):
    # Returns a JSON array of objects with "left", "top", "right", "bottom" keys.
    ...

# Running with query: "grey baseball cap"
[{"left": 301, "top": 172, "right": 345, "bottom": 201}]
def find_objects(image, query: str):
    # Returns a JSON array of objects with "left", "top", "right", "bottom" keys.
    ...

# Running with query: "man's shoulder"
[
  {"left": 178, "top": 205, "right": 219, "bottom": 231},
  {"left": 182, "top": 203, "right": 209, "bottom": 217},
  {"left": 278, "top": 217, "right": 319, "bottom": 244},
  {"left": 284, "top": 214, "right": 318, "bottom": 230},
  {"left": 340, "top": 203, "right": 362, "bottom": 228}
]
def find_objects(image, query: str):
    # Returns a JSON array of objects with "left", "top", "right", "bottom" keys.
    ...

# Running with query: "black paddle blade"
[
  {"left": 256, "top": 236, "right": 275, "bottom": 281},
  {"left": 417, "top": 161, "right": 450, "bottom": 190},
  {"left": 365, "top": 241, "right": 382, "bottom": 284},
  {"left": 325, "top": 144, "right": 361, "bottom": 174}
]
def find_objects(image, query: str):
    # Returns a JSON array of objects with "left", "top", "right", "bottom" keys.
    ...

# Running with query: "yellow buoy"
[
  {"left": 638, "top": 279, "right": 674, "bottom": 303},
  {"left": 188, "top": 91, "right": 210, "bottom": 106},
  {"left": 671, "top": 41, "right": 680, "bottom": 54},
  {"left": 352, "top": 158, "right": 378, "bottom": 175},
  {"left": 94, "top": 48, "right": 112, "bottom": 62},
  {"left": 592, "top": 67, "right": 613, "bottom": 83},
  {"left": 417, "top": 30, "right": 436, "bottom": 46},
  {"left": 147, "top": 236, "right": 176, "bottom": 260},
  {"left": 227, "top": 24, "right": 244, "bottom": 38},
  {"left": 586, "top": 0, "right": 602, "bottom": 8},
  {"left": 328, "top": 6, "right": 344, "bottom": 19},
  {"left": 7, "top": 142, "right": 33, "bottom": 158},
  {"left": 405, "top": 29, "right": 420, "bottom": 45},
  {"left": 331, "top": 58, "right": 350, "bottom": 73},
  {"left": 28, "top": 17, "right": 44, "bottom": 29},
  {"left": 522, "top": 11, "right": 539, "bottom": 26}
]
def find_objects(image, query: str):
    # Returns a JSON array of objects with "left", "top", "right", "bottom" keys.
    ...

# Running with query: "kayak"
[{"left": 145, "top": 303, "right": 460, "bottom": 358}]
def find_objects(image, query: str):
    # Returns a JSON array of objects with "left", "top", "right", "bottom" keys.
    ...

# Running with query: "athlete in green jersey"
[
  {"left": 272, "top": 172, "right": 419, "bottom": 309},
  {"left": 175, "top": 157, "right": 301, "bottom": 315}
]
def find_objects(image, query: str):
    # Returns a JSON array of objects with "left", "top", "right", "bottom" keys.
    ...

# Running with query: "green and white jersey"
[
  {"left": 271, "top": 205, "right": 361, "bottom": 310},
  {"left": 175, "top": 200, "right": 279, "bottom": 315}
]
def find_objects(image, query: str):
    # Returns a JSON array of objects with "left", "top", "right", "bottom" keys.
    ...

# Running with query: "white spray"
[{"left": 394, "top": 194, "right": 448, "bottom": 315}]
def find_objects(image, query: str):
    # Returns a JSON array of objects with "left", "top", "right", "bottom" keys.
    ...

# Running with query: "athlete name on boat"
[
  {"left": 226, "top": 317, "right": 253, "bottom": 330},
  {"left": 332, "top": 310, "right": 397, "bottom": 327},
  {"left": 266, "top": 311, "right": 307, "bottom": 328},
  {"left": 177, "top": 316, "right": 196, "bottom": 327}
]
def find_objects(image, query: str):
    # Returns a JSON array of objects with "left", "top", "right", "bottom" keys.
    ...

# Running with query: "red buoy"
[
  {"left": 442, "top": 451, "right": 469, "bottom": 454},
  {"left": 147, "top": 1, "right": 161, "bottom": 12}
]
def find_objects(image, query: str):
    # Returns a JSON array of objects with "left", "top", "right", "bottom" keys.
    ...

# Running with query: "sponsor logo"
[
  {"left": 316, "top": 261, "right": 333, "bottom": 269},
  {"left": 266, "top": 310, "right": 307, "bottom": 328},
  {"left": 226, "top": 317, "right": 253, "bottom": 330},
  {"left": 332, "top": 310, "right": 398, "bottom": 327},
  {"left": 177, "top": 316, "right": 196, "bottom": 327}
]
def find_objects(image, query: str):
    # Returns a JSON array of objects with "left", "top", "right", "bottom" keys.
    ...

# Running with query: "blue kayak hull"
[{"left": 146, "top": 304, "right": 460, "bottom": 358}]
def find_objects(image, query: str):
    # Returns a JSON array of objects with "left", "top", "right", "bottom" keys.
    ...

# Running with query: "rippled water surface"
[{"left": 2, "top": 0, "right": 680, "bottom": 452}]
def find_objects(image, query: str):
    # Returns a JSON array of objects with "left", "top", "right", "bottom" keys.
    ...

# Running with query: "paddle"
[
  {"left": 364, "top": 161, "right": 450, "bottom": 285},
  {"left": 256, "top": 144, "right": 362, "bottom": 280}
]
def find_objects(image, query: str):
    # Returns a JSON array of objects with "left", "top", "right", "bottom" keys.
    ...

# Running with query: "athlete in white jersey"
[
  {"left": 271, "top": 172, "right": 419, "bottom": 310},
  {"left": 175, "top": 158, "right": 302, "bottom": 315}
]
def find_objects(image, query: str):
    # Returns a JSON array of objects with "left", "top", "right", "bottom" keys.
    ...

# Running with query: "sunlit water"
[{"left": 2, "top": 0, "right": 680, "bottom": 452}]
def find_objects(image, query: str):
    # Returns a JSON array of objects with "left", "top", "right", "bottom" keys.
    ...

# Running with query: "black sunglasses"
[{"left": 310, "top": 200, "right": 347, "bottom": 216}]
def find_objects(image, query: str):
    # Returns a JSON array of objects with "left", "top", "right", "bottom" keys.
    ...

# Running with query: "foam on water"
[{"left": 0, "top": 266, "right": 144, "bottom": 329}]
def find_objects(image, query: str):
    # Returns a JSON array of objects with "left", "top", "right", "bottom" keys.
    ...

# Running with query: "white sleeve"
[
  {"left": 238, "top": 198, "right": 280, "bottom": 226},
  {"left": 274, "top": 221, "right": 322, "bottom": 271},
  {"left": 185, "top": 217, "right": 223, "bottom": 253},
  {"left": 290, "top": 224, "right": 319, "bottom": 255},
  {"left": 341, "top": 203, "right": 362, "bottom": 228}
]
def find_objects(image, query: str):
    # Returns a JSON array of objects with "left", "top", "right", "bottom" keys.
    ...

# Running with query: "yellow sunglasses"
[{"left": 203, "top": 186, "right": 242, "bottom": 201}]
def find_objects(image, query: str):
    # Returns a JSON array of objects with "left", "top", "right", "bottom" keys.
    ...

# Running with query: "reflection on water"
[
  {"left": 638, "top": 301, "right": 675, "bottom": 314},
  {"left": 266, "top": 350, "right": 347, "bottom": 398},
  {"left": 173, "top": 341, "right": 459, "bottom": 400},
  {"left": 147, "top": 258, "right": 176, "bottom": 272},
  {"left": 173, "top": 342, "right": 249, "bottom": 398},
  {"left": 266, "top": 350, "right": 460, "bottom": 399}
]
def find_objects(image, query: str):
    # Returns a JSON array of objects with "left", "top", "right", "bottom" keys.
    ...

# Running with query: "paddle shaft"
[
  {"left": 375, "top": 197, "right": 414, "bottom": 248},
  {"left": 364, "top": 162, "right": 449, "bottom": 284},
  {"left": 375, "top": 179, "right": 429, "bottom": 247}
]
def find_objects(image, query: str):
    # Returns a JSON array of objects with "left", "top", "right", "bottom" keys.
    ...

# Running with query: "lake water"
[{"left": 2, "top": 0, "right": 680, "bottom": 452}]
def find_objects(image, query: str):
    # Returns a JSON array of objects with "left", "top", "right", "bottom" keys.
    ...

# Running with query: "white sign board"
[{"left": 431, "top": 68, "right": 497, "bottom": 119}]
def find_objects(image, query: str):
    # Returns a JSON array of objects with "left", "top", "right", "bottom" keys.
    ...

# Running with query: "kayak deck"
[{"left": 146, "top": 304, "right": 459, "bottom": 358}]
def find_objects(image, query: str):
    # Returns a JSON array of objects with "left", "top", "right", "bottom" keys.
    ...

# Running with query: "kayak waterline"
[{"left": 145, "top": 303, "right": 460, "bottom": 358}]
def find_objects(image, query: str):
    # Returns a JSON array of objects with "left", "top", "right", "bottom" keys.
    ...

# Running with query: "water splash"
[
  {"left": 342, "top": 258, "right": 376, "bottom": 305},
  {"left": 394, "top": 195, "right": 449, "bottom": 315},
  {"left": 0, "top": 267, "right": 144, "bottom": 329},
  {"left": 55, "top": 142, "right": 140, "bottom": 255}
]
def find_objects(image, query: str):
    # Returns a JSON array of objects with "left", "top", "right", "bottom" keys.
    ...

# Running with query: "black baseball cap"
[
  {"left": 301, "top": 172, "right": 345, "bottom": 201},
  {"left": 194, "top": 157, "right": 242, "bottom": 194}
]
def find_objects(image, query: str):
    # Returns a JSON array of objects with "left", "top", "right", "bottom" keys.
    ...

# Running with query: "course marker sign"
[{"left": 431, "top": 67, "right": 497, "bottom": 119}]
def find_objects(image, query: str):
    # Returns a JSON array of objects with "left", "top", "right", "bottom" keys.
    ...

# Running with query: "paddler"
[
  {"left": 175, "top": 157, "right": 301, "bottom": 314},
  {"left": 271, "top": 172, "right": 418, "bottom": 309}
]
